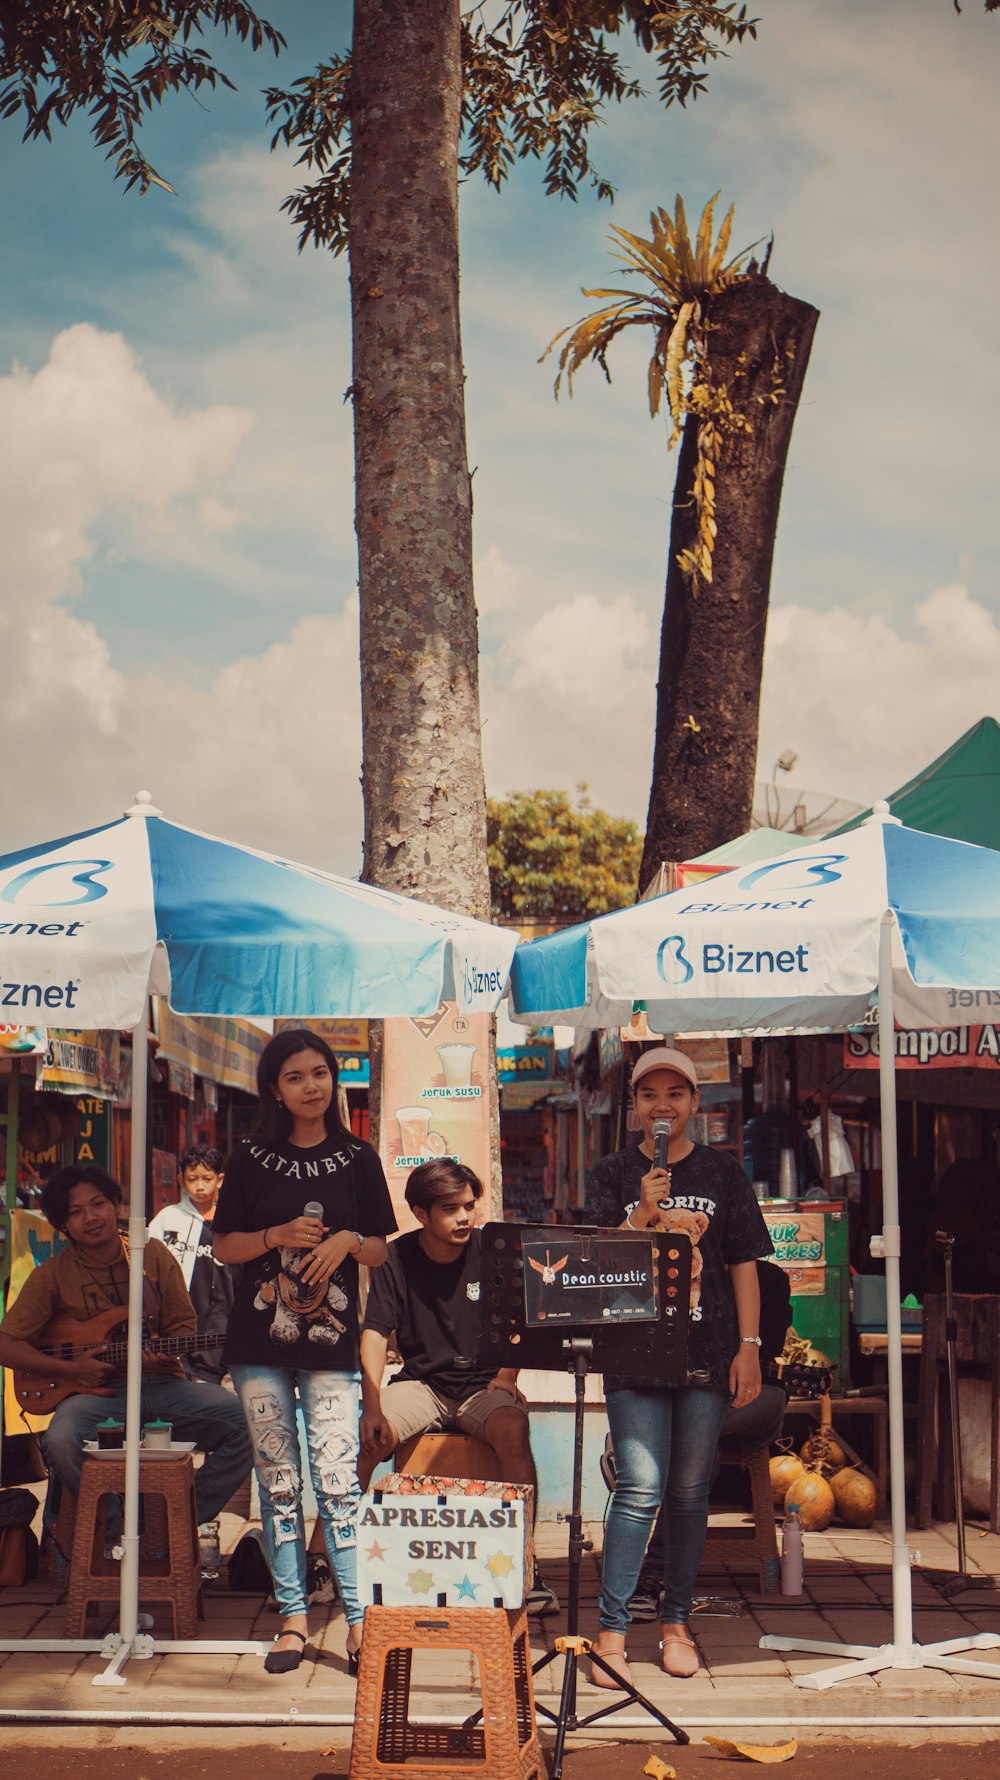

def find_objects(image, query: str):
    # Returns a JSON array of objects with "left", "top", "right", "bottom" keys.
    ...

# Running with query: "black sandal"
[{"left": 264, "top": 1628, "right": 307, "bottom": 1674}]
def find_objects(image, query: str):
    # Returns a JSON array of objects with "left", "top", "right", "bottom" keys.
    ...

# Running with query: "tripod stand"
[
  {"left": 530, "top": 1338, "right": 688, "bottom": 1778},
  {"left": 473, "top": 1222, "right": 694, "bottom": 1778}
]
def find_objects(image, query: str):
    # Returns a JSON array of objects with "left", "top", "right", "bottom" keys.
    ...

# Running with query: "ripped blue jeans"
[{"left": 231, "top": 1366, "right": 362, "bottom": 1624}]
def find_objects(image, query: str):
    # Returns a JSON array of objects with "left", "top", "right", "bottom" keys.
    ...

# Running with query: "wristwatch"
[
  {"left": 352, "top": 1231, "right": 365, "bottom": 1255},
  {"left": 740, "top": 1335, "right": 762, "bottom": 1346}
]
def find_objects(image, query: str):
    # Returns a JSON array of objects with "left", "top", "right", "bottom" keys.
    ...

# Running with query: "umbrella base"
[{"left": 759, "top": 1630, "right": 1000, "bottom": 1691}]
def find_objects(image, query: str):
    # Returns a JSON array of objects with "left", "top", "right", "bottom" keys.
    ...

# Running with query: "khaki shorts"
[{"left": 379, "top": 1377, "right": 526, "bottom": 1448}]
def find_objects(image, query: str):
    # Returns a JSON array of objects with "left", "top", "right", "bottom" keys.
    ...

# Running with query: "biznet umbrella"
[
  {"left": 510, "top": 806, "right": 1000, "bottom": 1689},
  {"left": 0, "top": 792, "right": 515, "bottom": 1685}
]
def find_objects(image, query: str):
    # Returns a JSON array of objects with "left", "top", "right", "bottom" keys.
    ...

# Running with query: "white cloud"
[
  {"left": 481, "top": 591, "right": 654, "bottom": 821},
  {"left": 759, "top": 584, "right": 1000, "bottom": 808},
  {"left": 0, "top": 324, "right": 364, "bottom": 872}
]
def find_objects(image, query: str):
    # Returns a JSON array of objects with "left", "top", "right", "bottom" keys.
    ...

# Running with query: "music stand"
[{"left": 476, "top": 1222, "right": 693, "bottom": 1778}]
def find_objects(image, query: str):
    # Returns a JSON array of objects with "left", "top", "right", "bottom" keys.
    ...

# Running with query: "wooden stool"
[
  {"left": 396, "top": 1432, "right": 502, "bottom": 1482},
  {"left": 349, "top": 1604, "right": 543, "bottom": 1780},
  {"left": 63, "top": 1453, "right": 204, "bottom": 1638},
  {"left": 916, "top": 1293, "right": 1000, "bottom": 1532},
  {"left": 700, "top": 1442, "right": 780, "bottom": 1595}
]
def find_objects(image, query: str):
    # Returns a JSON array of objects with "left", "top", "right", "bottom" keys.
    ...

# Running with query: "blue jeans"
[
  {"left": 232, "top": 1366, "right": 362, "bottom": 1625},
  {"left": 601, "top": 1384, "right": 729, "bottom": 1632},
  {"left": 41, "top": 1374, "right": 253, "bottom": 1524}
]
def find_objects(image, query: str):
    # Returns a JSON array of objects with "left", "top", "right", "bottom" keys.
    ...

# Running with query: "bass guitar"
[
  {"left": 12, "top": 1307, "right": 226, "bottom": 1411},
  {"left": 766, "top": 1357, "right": 834, "bottom": 1400}
]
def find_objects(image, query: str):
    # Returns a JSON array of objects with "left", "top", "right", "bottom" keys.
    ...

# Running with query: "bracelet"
[
  {"left": 263, "top": 1226, "right": 273, "bottom": 1251},
  {"left": 353, "top": 1231, "right": 365, "bottom": 1256},
  {"left": 740, "top": 1335, "right": 762, "bottom": 1346}
]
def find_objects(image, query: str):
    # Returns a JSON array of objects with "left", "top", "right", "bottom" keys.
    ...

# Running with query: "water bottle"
[
  {"left": 780, "top": 1502, "right": 804, "bottom": 1596},
  {"left": 199, "top": 1519, "right": 221, "bottom": 1580}
]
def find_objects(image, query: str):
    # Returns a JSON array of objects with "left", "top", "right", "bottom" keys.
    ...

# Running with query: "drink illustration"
[
  {"left": 436, "top": 1042, "right": 476, "bottom": 1090},
  {"left": 395, "top": 1106, "right": 449, "bottom": 1162}
]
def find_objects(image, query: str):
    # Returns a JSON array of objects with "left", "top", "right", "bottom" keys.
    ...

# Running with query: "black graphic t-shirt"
[
  {"left": 585, "top": 1142, "right": 773, "bottom": 1392},
  {"left": 214, "top": 1135, "right": 397, "bottom": 1372},
  {"left": 364, "top": 1228, "right": 495, "bottom": 1399}
]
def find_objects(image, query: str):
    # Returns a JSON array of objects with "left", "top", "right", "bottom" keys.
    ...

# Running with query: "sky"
[{"left": 2, "top": 0, "right": 999, "bottom": 875}]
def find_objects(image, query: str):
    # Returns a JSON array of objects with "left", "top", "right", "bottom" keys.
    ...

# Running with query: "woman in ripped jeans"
[{"left": 214, "top": 1029, "right": 396, "bottom": 1675}]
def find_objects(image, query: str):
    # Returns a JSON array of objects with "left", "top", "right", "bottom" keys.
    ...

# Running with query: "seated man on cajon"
[
  {"left": 0, "top": 1164, "right": 253, "bottom": 1535},
  {"left": 360, "top": 1157, "right": 558, "bottom": 1616}
]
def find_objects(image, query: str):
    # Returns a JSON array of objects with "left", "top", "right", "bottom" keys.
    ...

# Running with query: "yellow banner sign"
[
  {"left": 275, "top": 1017, "right": 369, "bottom": 1054},
  {"left": 152, "top": 1004, "right": 266, "bottom": 1095},
  {"left": 41, "top": 1029, "right": 121, "bottom": 1098}
]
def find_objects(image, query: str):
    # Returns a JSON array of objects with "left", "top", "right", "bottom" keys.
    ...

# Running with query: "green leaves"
[
  {"left": 0, "top": 2, "right": 284, "bottom": 196},
  {"left": 264, "top": 3, "right": 759, "bottom": 252},
  {"left": 487, "top": 788, "right": 642, "bottom": 921}
]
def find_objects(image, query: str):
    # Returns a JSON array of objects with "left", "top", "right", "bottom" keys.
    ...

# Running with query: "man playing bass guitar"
[{"left": 0, "top": 1165, "right": 252, "bottom": 1525}]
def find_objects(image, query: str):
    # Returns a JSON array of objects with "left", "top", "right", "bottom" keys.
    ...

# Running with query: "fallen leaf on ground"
[
  {"left": 704, "top": 1736, "right": 798, "bottom": 1763},
  {"left": 644, "top": 1759, "right": 677, "bottom": 1779}
]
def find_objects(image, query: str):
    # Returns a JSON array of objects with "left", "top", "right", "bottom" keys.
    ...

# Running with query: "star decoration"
[
  {"left": 485, "top": 1550, "right": 514, "bottom": 1579},
  {"left": 365, "top": 1540, "right": 388, "bottom": 1562},
  {"left": 455, "top": 1575, "right": 479, "bottom": 1601},
  {"left": 407, "top": 1568, "right": 434, "bottom": 1595}
]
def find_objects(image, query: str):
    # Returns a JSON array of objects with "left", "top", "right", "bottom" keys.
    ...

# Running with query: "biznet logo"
[
  {"left": 460, "top": 959, "right": 505, "bottom": 1004},
  {"left": 657, "top": 938, "right": 811, "bottom": 982},
  {"left": 1, "top": 859, "right": 114, "bottom": 908}
]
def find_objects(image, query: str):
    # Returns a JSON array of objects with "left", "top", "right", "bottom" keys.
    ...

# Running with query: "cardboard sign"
[{"left": 357, "top": 1481, "right": 527, "bottom": 1610}]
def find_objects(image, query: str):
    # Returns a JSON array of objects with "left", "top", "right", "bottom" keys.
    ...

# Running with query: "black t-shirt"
[
  {"left": 364, "top": 1228, "right": 495, "bottom": 1399},
  {"left": 214, "top": 1134, "right": 397, "bottom": 1372},
  {"left": 584, "top": 1142, "right": 773, "bottom": 1392}
]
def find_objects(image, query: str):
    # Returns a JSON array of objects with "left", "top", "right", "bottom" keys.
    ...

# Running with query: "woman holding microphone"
[
  {"left": 214, "top": 1028, "right": 396, "bottom": 1674},
  {"left": 585, "top": 1047, "right": 771, "bottom": 1687}
]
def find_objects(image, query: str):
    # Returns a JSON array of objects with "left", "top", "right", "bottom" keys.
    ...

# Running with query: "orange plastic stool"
[
  {"left": 349, "top": 1604, "right": 543, "bottom": 1780},
  {"left": 63, "top": 1453, "right": 204, "bottom": 1638}
]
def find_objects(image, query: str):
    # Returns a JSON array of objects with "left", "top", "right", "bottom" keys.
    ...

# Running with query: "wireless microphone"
[
  {"left": 303, "top": 1201, "right": 325, "bottom": 1223},
  {"left": 652, "top": 1117, "right": 672, "bottom": 1173}
]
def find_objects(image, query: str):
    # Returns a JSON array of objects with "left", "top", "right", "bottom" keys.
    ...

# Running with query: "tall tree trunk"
[
  {"left": 639, "top": 271, "right": 819, "bottom": 889},
  {"left": 349, "top": 1, "right": 498, "bottom": 1210},
  {"left": 350, "top": 0, "right": 489, "bottom": 920}
]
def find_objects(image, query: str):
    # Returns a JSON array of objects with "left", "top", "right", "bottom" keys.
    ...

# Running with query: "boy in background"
[{"left": 149, "top": 1144, "right": 234, "bottom": 1383}]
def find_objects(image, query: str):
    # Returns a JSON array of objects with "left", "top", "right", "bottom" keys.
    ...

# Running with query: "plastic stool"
[
  {"left": 699, "top": 1442, "right": 780, "bottom": 1595},
  {"left": 63, "top": 1453, "right": 204, "bottom": 1638},
  {"left": 349, "top": 1604, "right": 543, "bottom": 1779}
]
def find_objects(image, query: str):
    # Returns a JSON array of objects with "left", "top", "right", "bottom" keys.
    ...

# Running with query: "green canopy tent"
[{"left": 835, "top": 716, "right": 1000, "bottom": 848}]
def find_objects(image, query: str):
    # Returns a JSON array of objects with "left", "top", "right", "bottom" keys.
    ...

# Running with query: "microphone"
[
  {"left": 304, "top": 1201, "right": 325, "bottom": 1223},
  {"left": 652, "top": 1118, "right": 672, "bottom": 1173}
]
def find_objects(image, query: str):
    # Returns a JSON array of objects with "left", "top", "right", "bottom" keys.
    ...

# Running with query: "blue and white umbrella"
[
  {"left": 510, "top": 811, "right": 1000, "bottom": 1035},
  {"left": 0, "top": 792, "right": 515, "bottom": 1028},
  {"left": 511, "top": 808, "right": 1000, "bottom": 1688},
  {"left": 0, "top": 793, "right": 515, "bottom": 1685}
]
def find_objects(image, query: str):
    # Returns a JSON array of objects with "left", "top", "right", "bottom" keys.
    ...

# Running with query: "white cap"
[{"left": 630, "top": 1047, "right": 698, "bottom": 1092}]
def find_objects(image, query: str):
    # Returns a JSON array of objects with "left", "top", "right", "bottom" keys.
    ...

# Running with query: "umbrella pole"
[
  {"left": 93, "top": 996, "right": 151, "bottom": 1687},
  {"left": 875, "top": 913, "right": 914, "bottom": 1657}
]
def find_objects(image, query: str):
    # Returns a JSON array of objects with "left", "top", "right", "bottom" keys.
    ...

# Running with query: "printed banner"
[
  {"left": 41, "top": 1028, "right": 120, "bottom": 1098},
  {"left": 152, "top": 1003, "right": 266, "bottom": 1095},
  {"left": 380, "top": 1003, "right": 491, "bottom": 1234},
  {"left": 357, "top": 1486, "right": 525, "bottom": 1610},
  {"left": 275, "top": 1017, "right": 369, "bottom": 1053},
  {"left": 845, "top": 1024, "right": 1000, "bottom": 1071},
  {"left": 762, "top": 1208, "right": 826, "bottom": 1296},
  {"left": 497, "top": 1043, "right": 550, "bottom": 1082},
  {"left": 2, "top": 1209, "right": 68, "bottom": 1434}
]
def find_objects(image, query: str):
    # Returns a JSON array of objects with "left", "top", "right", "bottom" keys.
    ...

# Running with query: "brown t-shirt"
[{"left": 0, "top": 1238, "right": 195, "bottom": 1379}]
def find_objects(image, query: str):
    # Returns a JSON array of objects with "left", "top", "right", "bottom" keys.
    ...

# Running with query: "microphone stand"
[{"left": 525, "top": 1339, "right": 688, "bottom": 1778}]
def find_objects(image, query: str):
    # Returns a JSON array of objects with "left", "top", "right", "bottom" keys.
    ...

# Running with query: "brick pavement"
[{"left": 0, "top": 1507, "right": 998, "bottom": 1742}]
